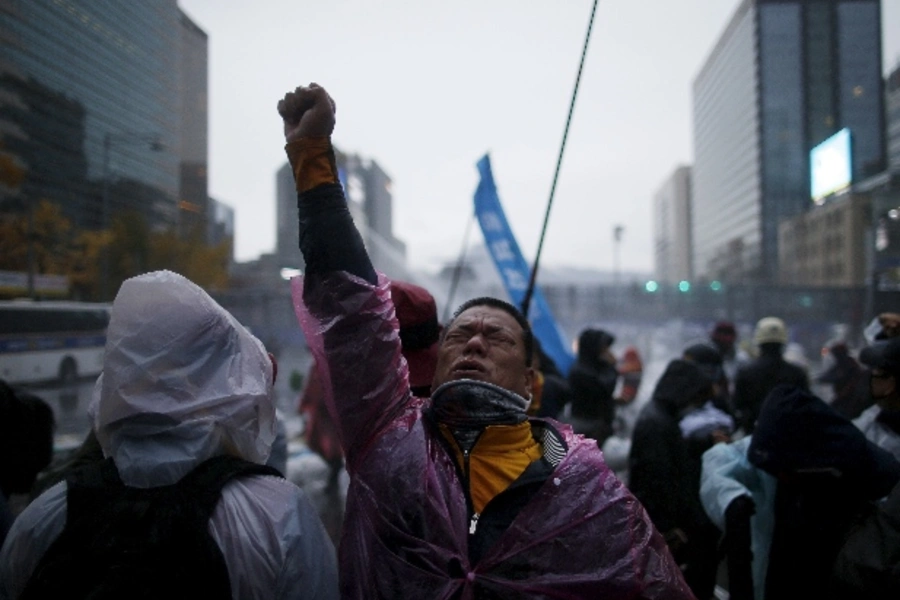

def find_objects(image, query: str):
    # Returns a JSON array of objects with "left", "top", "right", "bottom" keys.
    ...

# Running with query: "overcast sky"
[{"left": 178, "top": 0, "right": 900, "bottom": 275}]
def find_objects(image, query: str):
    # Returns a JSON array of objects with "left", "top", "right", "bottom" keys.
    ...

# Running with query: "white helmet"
[{"left": 754, "top": 316, "right": 788, "bottom": 346}]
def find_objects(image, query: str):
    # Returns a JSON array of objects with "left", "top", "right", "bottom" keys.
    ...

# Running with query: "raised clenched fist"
[{"left": 277, "top": 83, "right": 336, "bottom": 142}]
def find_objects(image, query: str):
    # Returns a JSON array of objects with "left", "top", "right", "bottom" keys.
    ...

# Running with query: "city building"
[
  {"left": 359, "top": 157, "right": 407, "bottom": 273},
  {"left": 778, "top": 192, "right": 869, "bottom": 287},
  {"left": 176, "top": 8, "right": 210, "bottom": 239},
  {"left": 653, "top": 165, "right": 692, "bottom": 283},
  {"left": 888, "top": 61, "right": 900, "bottom": 174},
  {"left": 274, "top": 149, "right": 408, "bottom": 278},
  {"left": 207, "top": 197, "right": 234, "bottom": 254},
  {"left": 0, "top": 1, "right": 204, "bottom": 235},
  {"left": 275, "top": 162, "right": 298, "bottom": 270},
  {"left": 691, "top": 0, "right": 885, "bottom": 284}
]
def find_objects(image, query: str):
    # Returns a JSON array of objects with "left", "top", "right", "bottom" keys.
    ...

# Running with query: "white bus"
[{"left": 0, "top": 300, "right": 111, "bottom": 385}]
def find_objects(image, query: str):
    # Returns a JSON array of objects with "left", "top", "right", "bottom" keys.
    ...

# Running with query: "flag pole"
[{"left": 521, "top": 0, "right": 600, "bottom": 318}]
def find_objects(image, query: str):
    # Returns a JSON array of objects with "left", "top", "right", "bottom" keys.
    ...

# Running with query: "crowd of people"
[{"left": 2, "top": 82, "right": 900, "bottom": 598}]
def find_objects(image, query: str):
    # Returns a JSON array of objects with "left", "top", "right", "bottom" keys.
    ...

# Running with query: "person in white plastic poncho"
[{"left": 0, "top": 270, "right": 338, "bottom": 600}]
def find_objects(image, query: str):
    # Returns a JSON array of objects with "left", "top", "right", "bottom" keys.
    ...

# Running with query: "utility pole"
[{"left": 613, "top": 224, "right": 624, "bottom": 285}]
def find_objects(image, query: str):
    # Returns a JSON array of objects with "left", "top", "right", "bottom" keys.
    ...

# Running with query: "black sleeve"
[
  {"left": 297, "top": 183, "right": 376, "bottom": 284},
  {"left": 628, "top": 417, "right": 687, "bottom": 533},
  {"left": 832, "top": 481, "right": 900, "bottom": 599}
]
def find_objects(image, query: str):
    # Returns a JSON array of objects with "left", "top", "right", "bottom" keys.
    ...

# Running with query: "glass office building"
[
  {"left": 692, "top": 0, "right": 885, "bottom": 283},
  {"left": 0, "top": 0, "right": 203, "bottom": 232}
]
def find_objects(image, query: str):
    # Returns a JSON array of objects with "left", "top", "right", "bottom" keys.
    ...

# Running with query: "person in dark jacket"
[
  {"left": 680, "top": 344, "right": 735, "bottom": 488},
  {"left": 567, "top": 328, "right": 619, "bottom": 446},
  {"left": 710, "top": 320, "right": 748, "bottom": 396},
  {"left": 747, "top": 384, "right": 900, "bottom": 600},
  {"left": 818, "top": 342, "right": 868, "bottom": 419},
  {"left": 0, "top": 381, "right": 54, "bottom": 547},
  {"left": 733, "top": 317, "right": 808, "bottom": 434},
  {"left": 683, "top": 342, "right": 734, "bottom": 417},
  {"left": 629, "top": 359, "right": 721, "bottom": 599},
  {"left": 832, "top": 478, "right": 900, "bottom": 598},
  {"left": 531, "top": 338, "right": 572, "bottom": 419},
  {"left": 854, "top": 338, "right": 900, "bottom": 461}
]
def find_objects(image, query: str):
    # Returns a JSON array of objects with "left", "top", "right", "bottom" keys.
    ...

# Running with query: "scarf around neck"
[{"left": 430, "top": 379, "right": 528, "bottom": 429}]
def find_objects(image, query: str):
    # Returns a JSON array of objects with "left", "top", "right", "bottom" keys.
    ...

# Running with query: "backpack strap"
[
  {"left": 21, "top": 455, "right": 282, "bottom": 600},
  {"left": 173, "top": 455, "right": 283, "bottom": 523}
]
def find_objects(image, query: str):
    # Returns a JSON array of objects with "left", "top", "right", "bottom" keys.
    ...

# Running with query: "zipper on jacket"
[
  {"left": 469, "top": 511, "right": 480, "bottom": 535},
  {"left": 463, "top": 448, "right": 481, "bottom": 534}
]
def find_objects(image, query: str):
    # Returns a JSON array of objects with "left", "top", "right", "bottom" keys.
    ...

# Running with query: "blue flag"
[{"left": 473, "top": 154, "right": 574, "bottom": 375}]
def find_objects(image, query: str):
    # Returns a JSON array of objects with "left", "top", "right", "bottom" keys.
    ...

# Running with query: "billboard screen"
[{"left": 810, "top": 128, "right": 852, "bottom": 203}]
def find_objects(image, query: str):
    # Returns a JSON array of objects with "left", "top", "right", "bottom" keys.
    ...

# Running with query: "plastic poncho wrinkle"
[
  {"left": 89, "top": 270, "right": 277, "bottom": 487},
  {"left": 2, "top": 270, "right": 338, "bottom": 599},
  {"left": 292, "top": 270, "right": 693, "bottom": 599}
]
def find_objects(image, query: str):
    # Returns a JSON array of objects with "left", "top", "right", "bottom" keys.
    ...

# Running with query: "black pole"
[
  {"left": 443, "top": 213, "right": 476, "bottom": 323},
  {"left": 521, "top": 0, "right": 600, "bottom": 318}
]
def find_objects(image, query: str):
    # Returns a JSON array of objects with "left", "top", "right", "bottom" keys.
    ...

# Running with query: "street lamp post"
[
  {"left": 613, "top": 224, "right": 624, "bottom": 285},
  {"left": 100, "top": 132, "right": 163, "bottom": 300}
]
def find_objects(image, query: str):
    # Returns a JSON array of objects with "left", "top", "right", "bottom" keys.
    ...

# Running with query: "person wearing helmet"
[{"left": 733, "top": 317, "right": 809, "bottom": 435}]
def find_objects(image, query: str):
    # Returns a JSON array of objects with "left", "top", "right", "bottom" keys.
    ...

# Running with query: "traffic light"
[
  {"left": 678, "top": 280, "right": 691, "bottom": 293},
  {"left": 710, "top": 280, "right": 723, "bottom": 292},
  {"left": 644, "top": 280, "right": 659, "bottom": 293}
]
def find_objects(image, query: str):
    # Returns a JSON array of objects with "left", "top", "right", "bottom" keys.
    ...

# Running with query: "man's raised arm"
[
  {"left": 280, "top": 84, "right": 410, "bottom": 471},
  {"left": 277, "top": 83, "right": 376, "bottom": 284}
]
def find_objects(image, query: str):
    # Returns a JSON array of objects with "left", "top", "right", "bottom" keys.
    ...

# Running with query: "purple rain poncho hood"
[{"left": 292, "top": 271, "right": 693, "bottom": 599}]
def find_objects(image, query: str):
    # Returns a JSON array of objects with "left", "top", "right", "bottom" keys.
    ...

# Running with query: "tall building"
[
  {"left": 778, "top": 193, "right": 869, "bottom": 286},
  {"left": 207, "top": 197, "right": 234, "bottom": 251},
  {"left": 0, "top": 1, "right": 205, "bottom": 235},
  {"left": 358, "top": 158, "right": 407, "bottom": 274},
  {"left": 275, "top": 162, "right": 297, "bottom": 268},
  {"left": 653, "top": 165, "right": 692, "bottom": 283},
  {"left": 274, "top": 149, "right": 407, "bottom": 276},
  {"left": 888, "top": 61, "right": 900, "bottom": 174},
  {"left": 176, "top": 8, "right": 209, "bottom": 239},
  {"left": 692, "top": 0, "right": 885, "bottom": 283}
]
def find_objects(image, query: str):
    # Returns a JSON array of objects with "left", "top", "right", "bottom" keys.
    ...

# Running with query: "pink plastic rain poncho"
[{"left": 293, "top": 272, "right": 694, "bottom": 600}]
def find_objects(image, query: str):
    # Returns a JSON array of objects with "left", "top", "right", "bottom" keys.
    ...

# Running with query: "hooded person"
[
  {"left": 747, "top": 385, "right": 900, "bottom": 600},
  {"left": 281, "top": 82, "right": 692, "bottom": 599},
  {"left": 817, "top": 341, "right": 868, "bottom": 419},
  {"left": 389, "top": 279, "right": 441, "bottom": 397},
  {"left": 681, "top": 343, "right": 735, "bottom": 446},
  {"left": 0, "top": 270, "right": 338, "bottom": 600},
  {"left": 853, "top": 338, "right": 900, "bottom": 461},
  {"left": 567, "top": 327, "right": 619, "bottom": 446},
  {"left": 629, "top": 359, "right": 721, "bottom": 600}
]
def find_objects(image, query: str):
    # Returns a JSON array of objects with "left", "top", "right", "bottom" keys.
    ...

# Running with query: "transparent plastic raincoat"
[
  {"left": 293, "top": 272, "right": 694, "bottom": 599},
  {"left": 699, "top": 437, "right": 776, "bottom": 600},
  {"left": 0, "top": 271, "right": 338, "bottom": 600}
]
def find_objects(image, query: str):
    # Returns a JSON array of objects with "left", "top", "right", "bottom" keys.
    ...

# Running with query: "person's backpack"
[{"left": 21, "top": 454, "right": 281, "bottom": 599}]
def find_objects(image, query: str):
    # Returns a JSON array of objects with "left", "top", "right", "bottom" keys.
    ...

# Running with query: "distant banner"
[{"left": 473, "top": 155, "right": 574, "bottom": 375}]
